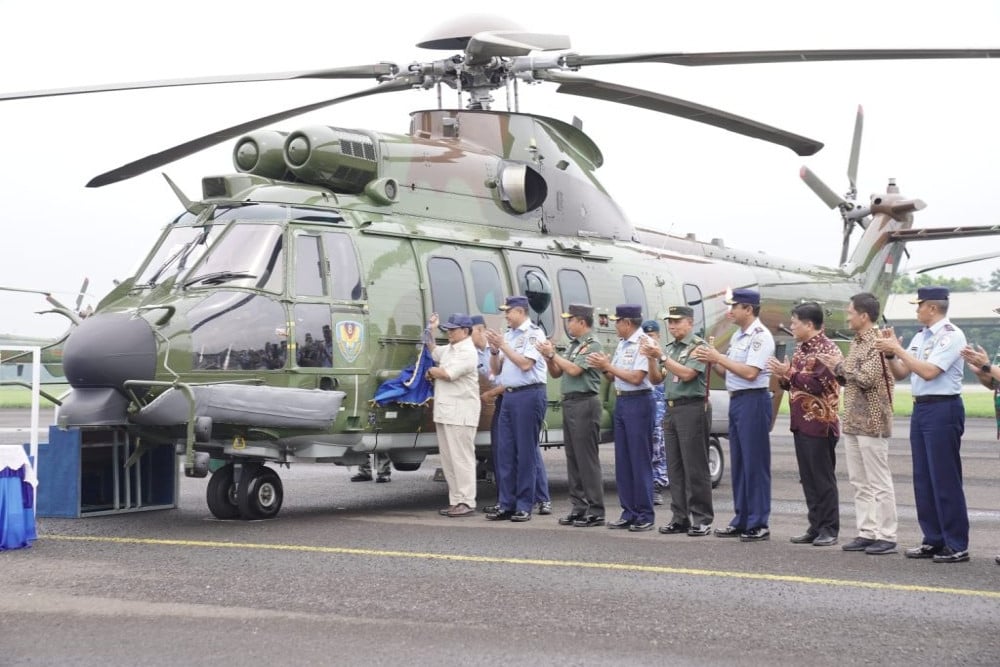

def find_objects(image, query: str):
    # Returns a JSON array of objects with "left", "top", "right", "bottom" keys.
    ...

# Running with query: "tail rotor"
[{"left": 800, "top": 105, "right": 872, "bottom": 265}]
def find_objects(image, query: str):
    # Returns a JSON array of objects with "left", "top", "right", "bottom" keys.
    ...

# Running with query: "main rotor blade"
[
  {"left": 466, "top": 31, "right": 571, "bottom": 62},
  {"left": 87, "top": 77, "right": 415, "bottom": 188},
  {"left": 847, "top": 105, "right": 863, "bottom": 191},
  {"left": 800, "top": 167, "right": 846, "bottom": 209},
  {"left": 563, "top": 48, "right": 1000, "bottom": 68},
  {"left": 906, "top": 250, "right": 1000, "bottom": 274},
  {"left": 0, "top": 64, "right": 398, "bottom": 102},
  {"left": 542, "top": 71, "right": 822, "bottom": 156}
]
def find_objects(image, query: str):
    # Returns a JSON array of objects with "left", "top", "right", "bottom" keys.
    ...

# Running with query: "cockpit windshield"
[
  {"left": 135, "top": 222, "right": 284, "bottom": 293},
  {"left": 183, "top": 224, "right": 284, "bottom": 293}
]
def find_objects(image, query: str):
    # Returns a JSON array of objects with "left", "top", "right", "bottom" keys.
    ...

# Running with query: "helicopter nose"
[{"left": 62, "top": 313, "right": 157, "bottom": 391}]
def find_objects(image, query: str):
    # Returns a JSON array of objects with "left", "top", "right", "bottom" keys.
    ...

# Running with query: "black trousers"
[{"left": 793, "top": 431, "right": 840, "bottom": 537}]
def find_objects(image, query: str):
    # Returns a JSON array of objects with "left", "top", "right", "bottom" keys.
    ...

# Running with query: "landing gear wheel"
[
  {"left": 237, "top": 464, "right": 284, "bottom": 519},
  {"left": 708, "top": 436, "right": 725, "bottom": 489},
  {"left": 206, "top": 464, "right": 240, "bottom": 519}
]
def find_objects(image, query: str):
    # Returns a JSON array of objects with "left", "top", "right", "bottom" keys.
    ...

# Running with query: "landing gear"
[
  {"left": 206, "top": 464, "right": 240, "bottom": 519},
  {"left": 206, "top": 462, "right": 284, "bottom": 520},
  {"left": 237, "top": 464, "right": 284, "bottom": 519},
  {"left": 708, "top": 436, "right": 725, "bottom": 489}
]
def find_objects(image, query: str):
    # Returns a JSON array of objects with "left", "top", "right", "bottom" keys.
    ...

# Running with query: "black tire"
[
  {"left": 206, "top": 464, "right": 240, "bottom": 520},
  {"left": 237, "top": 465, "right": 283, "bottom": 520},
  {"left": 709, "top": 436, "right": 725, "bottom": 489}
]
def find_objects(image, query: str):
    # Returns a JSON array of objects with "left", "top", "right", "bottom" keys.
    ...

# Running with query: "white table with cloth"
[{"left": 0, "top": 445, "right": 38, "bottom": 550}]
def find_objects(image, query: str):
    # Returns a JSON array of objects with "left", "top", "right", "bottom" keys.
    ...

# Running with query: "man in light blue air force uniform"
[
  {"left": 587, "top": 304, "right": 656, "bottom": 532},
  {"left": 484, "top": 296, "right": 549, "bottom": 523},
  {"left": 876, "top": 286, "right": 970, "bottom": 563},
  {"left": 693, "top": 288, "right": 775, "bottom": 542}
]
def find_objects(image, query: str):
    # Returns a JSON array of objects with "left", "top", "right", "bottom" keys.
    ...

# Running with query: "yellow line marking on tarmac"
[{"left": 48, "top": 534, "right": 1000, "bottom": 599}]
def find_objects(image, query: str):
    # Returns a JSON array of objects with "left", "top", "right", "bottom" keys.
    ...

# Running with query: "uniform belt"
[
  {"left": 505, "top": 383, "right": 545, "bottom": 393},
  {"left": 913, "top": 394, "right": 960, "bottom": 404},
  {"left": 562, "top": 391, "right": 597, "bottom": 399},
  {"left": 616, "top": 388, "right": 652, "bottom": 397},
  {"left": 666, "top": 396, "right": 703, "bottom": 407},
  {"left": 729, "top": 388, "right": 767, "bottom": 398}
]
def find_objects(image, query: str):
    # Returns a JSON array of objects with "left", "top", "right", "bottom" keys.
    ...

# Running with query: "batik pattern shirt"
[
  {"left": 834, "top": 327, "right": 894, "bottom": 438},
  {"left": 778, "top": 332, "right": 840, "bottom": 438}
]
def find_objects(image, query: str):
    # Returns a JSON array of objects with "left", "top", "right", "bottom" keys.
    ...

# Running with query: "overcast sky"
[{"left": 2, "top": 0, "right": 998, "bottom": 336}]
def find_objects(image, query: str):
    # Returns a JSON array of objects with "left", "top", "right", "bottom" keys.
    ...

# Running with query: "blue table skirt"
[{"left": 0, "top": 466, "right": 37, "bottom": 550}]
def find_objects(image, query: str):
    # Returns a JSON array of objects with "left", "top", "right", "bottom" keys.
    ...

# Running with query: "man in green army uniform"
[
  {"left": 536, "top": 304, "right": 606, "bottom": 527},
  {"left": 642, "top": 306, "right": 714, "bottom": 536},
  {"left": 960, "top": 315, "right": 1000, "bottom": 566}
]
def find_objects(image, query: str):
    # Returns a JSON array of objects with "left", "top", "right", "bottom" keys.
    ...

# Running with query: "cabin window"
[
  {"left": 323, "top": 233, "right": 363, "bottom": 301},
  {"left": 294, "top": 234, "right": 326, "bottom": 297},
  {"left": 471, "top": 260, "right": 503, "bottom": 314},
  {"left": 188, "top": 292, "right": 288, "bottom": 371},
  {"left": 293, "top": 303, "right": 334, "bottom": 368},
  {"left": 682, "top": 283, "right": 707, "bottom": 338},
  {"left": 622, "top": 275, "right": 648, "bottom": 318},
  {"left": 557, "top": 269, "right": 591, "bottom": 335},
  {"left": 517, "top": 266, "right": 554, "bottom": 336},
  {"left": 183, "top": 223, "right": 284, "bottom": 294},
  {"left": 428, "top": 256, "right": 469, "bottom": 317}
]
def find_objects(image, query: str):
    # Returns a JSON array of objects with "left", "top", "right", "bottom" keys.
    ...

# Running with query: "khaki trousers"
[
  {"left": 843, "top": 433, "right": 898, "bottom": 541},
  {"left": 437, "top": 422, "right": 478, "bottom": 508}
]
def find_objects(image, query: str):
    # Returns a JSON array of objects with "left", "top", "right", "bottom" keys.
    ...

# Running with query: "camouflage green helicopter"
[{"left": 3, "top": 20, "right": 999, "bottom": 520}]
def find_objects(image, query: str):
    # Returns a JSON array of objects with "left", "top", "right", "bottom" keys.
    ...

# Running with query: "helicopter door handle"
[{"left": 137, "top": 304, "right": 176, "bottom": 327}]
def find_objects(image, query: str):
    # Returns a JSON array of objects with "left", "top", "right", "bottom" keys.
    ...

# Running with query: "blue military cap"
[
  {"left": 440, "top": 313, "right": 473, "bottom": 330},
  {"left": 499, "top": 295, "right": 530, "bottom": 311},
  {"left": 725, "top": 288, "right": 760, "bottom": 306},
  {"left": 609, "top": 304, "right": 643, "bottom": 320},
  {"left": 469, "top": 315, "right": 486, "bottom": 326},
  {"left": 641, "top": 319, "right": 660, "bottom": 333},
  {"left": 909, "top": 286, "right": 950, "bottom": 304}
]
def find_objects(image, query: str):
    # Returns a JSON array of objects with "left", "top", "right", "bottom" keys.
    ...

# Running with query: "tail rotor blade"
[
  {"left": 75, "top": 277, "right": 90, "bottom": 311},
  {"left": 800, "top": 166, "right": 846, "bottom": 209},
  {"left": 847, "top": 105, "right": 863, "bottom": 192}
]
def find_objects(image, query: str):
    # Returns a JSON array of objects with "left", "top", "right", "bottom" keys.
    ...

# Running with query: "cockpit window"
[
  {"left": 136, "top": 224, "right": 220, "bottom": 287},
  {"left": 184, "top": 224, "right": 284, "bottom": 293}
]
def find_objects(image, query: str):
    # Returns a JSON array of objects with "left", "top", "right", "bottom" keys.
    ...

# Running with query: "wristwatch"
[
  {"left": 659, "top": 354, "right": 668, "bottom": 363},
  {"left": 981, "top": 363, "right": 992, "bottom": 374}
]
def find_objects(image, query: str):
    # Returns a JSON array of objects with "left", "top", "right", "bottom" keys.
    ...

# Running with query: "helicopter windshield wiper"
[{"left": 184, "top": 271, "right": 257, "bottom": 288}]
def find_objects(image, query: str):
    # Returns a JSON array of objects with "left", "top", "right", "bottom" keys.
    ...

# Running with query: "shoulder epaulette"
[{"left": 943, "top": 323, "right": 955, "bottom": 332}]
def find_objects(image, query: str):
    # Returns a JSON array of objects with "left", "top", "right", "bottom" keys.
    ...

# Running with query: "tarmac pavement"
[{"left": 1, "top": 409, "right": 999, "bottom": 665}]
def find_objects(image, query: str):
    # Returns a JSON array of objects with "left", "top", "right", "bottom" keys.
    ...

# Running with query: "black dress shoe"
[
  {"left": 932, "top": 547, "right": 970, "bottom": 563},
  {"left": 841, "top": 536, "right": 876, "bottom": 552},
  {"left": 864, "top": 539, "right": 897, "bottom": 555},
  {"left": 812, "top": 534, "right": 838, "bottom": 547},
  {"left": 740, "top": 527, "right": 770, "bottom": 542},
  {"left": 789, "top": 531, "right": 818, "bottom": 544},
  {"left": 714, "top": 525, "right": 743, "bottom": 538},
  {"left": 607, "top": 518, "right": 633, "bottom": 529},
  {"left": 350, "top": 473, "right": 372, "bottom": 482},
  {"left": 486, "top": 509, "right": 514, "bottom": 521},
  {"left": 629, "top": 521, "right": 654, "bottom": 532},
  {"left": 559, "top": 513, "right": 585, "bottom": 526},
  {"left": 904, "top": 543, "right": 943, "bottom": 559},
  {"left": 573, "top": 515, "right": 605, "bottom": 528},
  {"left": 510, "top": 510, "right": 532, "bottom": 522},
  {"left": 687, "top": 523, "right": 712, "bottom": 537},
  {"left": 658, "top": 521, "right": 691, "bottom": 535}
]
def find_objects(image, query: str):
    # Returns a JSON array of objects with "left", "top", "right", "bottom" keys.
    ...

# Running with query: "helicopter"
[{"left": 2, "top": 17, "right": 999, "bottom": 520}]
